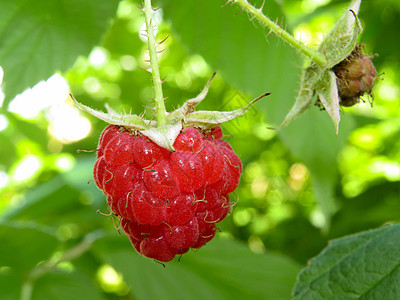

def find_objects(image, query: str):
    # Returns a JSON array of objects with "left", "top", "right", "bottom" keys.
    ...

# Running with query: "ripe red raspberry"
[{"left": 94, "top": 125, "right": 242, "bottom": 262}]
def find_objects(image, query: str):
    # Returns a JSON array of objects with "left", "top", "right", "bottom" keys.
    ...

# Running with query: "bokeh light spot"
[
  {"left": 97, "top": 265, "right": 130, "bottom": 296},
  {"left": 47, "top": 104, "right": 91, "bottom": 144},
  {"left": 0, "top": 114, "right": 8, "bottom": 131},
  {"left": 8, "top": 74, "right": 69, "bottom": 119},
  {"left": 11, "top": 155, "right": 43, "bottom": 182}
]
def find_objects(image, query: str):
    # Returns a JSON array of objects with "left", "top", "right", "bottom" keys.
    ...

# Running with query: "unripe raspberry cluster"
[
  {"left": 94, "top": 125, "right": 242, "bottom": 262},
  {"left": 333, "top": 44, "right": 377, "bottom": 107}
]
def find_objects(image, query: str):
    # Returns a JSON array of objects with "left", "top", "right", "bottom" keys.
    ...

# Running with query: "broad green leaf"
[
  {"left": 0, "top": 0, "right": 120, "bottom": 109},
  {"left": 5, "top": 112, "right": 49, "bottom": 147},
  {"left": 93, "top": 234, "right": 302, "bottom": 300},
  {"left": 0, "top": 221, "right": 58, "bottom": 270},
  {"left": 32, "top": 270, "right": 105, "bottom": 300},
  {"left": 161, "top": 0, "right": 354, "bottom": 225},
  {"left": 0, "top": 269, "right": 23, "bottom": 300},
  {"left": 2, "top": 158, "right": 106, "bottom": 230},
  {"left": 0, "top": 133, "right": 17, "bottom": 169},
  {"left": 331, "top": 181, "right": 400, "bottom": 238},
  {"left": 293, "top": 223, "right": 400, "bottom": 299},
  {"left": 159, "top": 0, "right": 286, "bottom": 97}
]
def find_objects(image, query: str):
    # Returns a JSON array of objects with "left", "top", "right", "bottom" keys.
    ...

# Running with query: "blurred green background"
[{"left": 0, "top": 0, "right": 399, "bottom": 299}]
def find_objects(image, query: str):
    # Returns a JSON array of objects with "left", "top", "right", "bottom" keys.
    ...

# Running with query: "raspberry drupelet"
[{"left": 94, "top": 125, "right": 242, "bottom": 262}]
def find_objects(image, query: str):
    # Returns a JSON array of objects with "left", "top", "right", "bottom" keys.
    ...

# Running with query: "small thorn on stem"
[
  {"left": 139, "top": 67, "right": 152, "bottom": 73},
  {"left": 157, "top": 35, "right": 169, "bottom": 45},
  {"left": 258, "top": 0, "right": 265, "bottom": 11},
  {"left": 222, "top": 0, "right": 232, "bottom": 7},
  {"left": 143, "top": 105, "right": 156, "bottom": 111},
  {"left": 235, "top": 7, "right": 245, "bottom": 15}
]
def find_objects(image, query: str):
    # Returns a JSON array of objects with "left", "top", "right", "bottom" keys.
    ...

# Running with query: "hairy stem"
[
  {"left": 143, "top": 0, "right": 167, "bottom": 128},
  {"left": 230, "top": 0, "right": 327, "bottom": 67}
]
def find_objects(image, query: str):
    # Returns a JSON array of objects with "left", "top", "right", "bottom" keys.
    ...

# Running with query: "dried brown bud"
[{"left": 333, "top": 44, "right": 377, "bottom": 107}]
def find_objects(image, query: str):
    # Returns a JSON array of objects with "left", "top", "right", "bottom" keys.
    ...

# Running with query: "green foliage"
[
  {"left": 0, "top": 0, "right": 120, "bottom": 109},
  {"left": 160, "top": 0, "right": 354, "bottom": 227},
  {"left": 32, "top": 270, "right": 106, "bottom": 300},
  {"left": 0, "top": 0, "right": 399, "bottom": 299},
  {"left": 293, "top": 223, "right": 400, "bottom": 299},
  {"left": 93, "top": 234, "right": 301, "bottom": 300},
  {"left": 0, "top": 222, "right": 58, "bottom": 270}
]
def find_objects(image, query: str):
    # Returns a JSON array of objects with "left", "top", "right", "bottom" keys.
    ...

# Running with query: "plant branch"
[
  {"left": 20, "top": 230, "right": 104, "bottom": 300},
  {"left": 229, "top": 0, "right": 327, "bottom": 67},
  {"left": 143, "top": 0, "right": 167, "bottom": 128}
]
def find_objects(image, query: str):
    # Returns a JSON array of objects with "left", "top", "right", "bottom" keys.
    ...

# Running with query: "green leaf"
[
  {"left": 32, "top": 270, "right": 105, "bottom": 300},
  {"left": 0, "top": 221, "right": 58, "bottom": 270},
  {"left": 0, "top": 269, "right": 23, "bottom": 300},
  {"left": 93, "top": 234, "right": 302, "bottom": 300},
  {"left": 0, "top": 133, "right": 17, "bottom": 169},
  {"left": 293, "top": 223, "right": 400, "bottom": 299},
  {"left": 159, "top": 0, "right": 286, "bottom": 97},
  {"left": 0, "top": 0, "right": 120, "bottom": 109}
]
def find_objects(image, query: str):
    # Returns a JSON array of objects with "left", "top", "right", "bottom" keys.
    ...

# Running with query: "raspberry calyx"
[{"left": 71, "top": 74, "right": 269, "bottom": 151}]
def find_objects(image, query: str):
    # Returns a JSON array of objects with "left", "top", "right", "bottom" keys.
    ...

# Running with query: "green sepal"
[
  {"left": 279, "top": 0, "right": 363, "bottom": 131},
  {"left": 278, "top": 66, "right": 319, "bottom": 128},
  {"left": 183, "top": 93, "right": 270, "bottom": 129},
  {"left": 70, "top": 94, "right": 149, "bottom": 130},
  {"left": 315, "top": 71, "right": 341, "bottom": 134},
  {"left": 141, "top": 124, "right": 182, "bottom": 151},
  {"left": 319, "top": 0, "right": 362, "bottom": 68},
  {"left": 72, "top": 74, "right": 268, "bottom": 150}
]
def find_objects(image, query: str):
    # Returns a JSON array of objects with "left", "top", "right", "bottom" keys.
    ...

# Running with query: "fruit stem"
[
  {"left": 143, "top": 0, "right": 167, "bottom": 129},
  {"left": 230, "top": 0, "right": 327, "bottom": 67}
]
